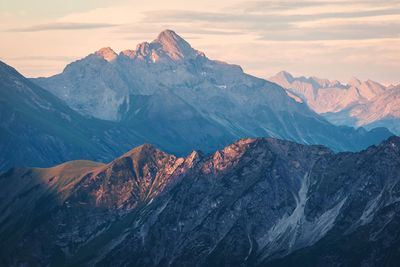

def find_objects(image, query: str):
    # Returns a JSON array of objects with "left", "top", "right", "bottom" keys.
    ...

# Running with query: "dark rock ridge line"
[{"left": 1, "top": 136, "right": 400, "bottom": 266}]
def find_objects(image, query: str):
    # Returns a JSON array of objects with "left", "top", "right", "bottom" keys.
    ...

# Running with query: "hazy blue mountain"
[
  {"left": 34, "top": 30, "right": 392, "bottom": 153},
  {"left": 1, "top": 136, "right": 400, "bottom": 266},
  {"left": 0, "top": 60, "right": 146, "bottom": 170}
]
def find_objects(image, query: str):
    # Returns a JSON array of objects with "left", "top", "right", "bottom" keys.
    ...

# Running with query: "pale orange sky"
[{"left": 0, "top": 0, "right": 399, "bottom": 84}]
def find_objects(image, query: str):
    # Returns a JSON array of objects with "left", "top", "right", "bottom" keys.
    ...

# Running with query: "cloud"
[
  {"left": 143, "top": 8, "right": 400, "bottom": 24},
  {"left": 6, "top": 22, "right": 118, "bottom": 32},
  {"left": 117, "top": 24, "right": 245, "bottom": 36},
  {"left": 2, "top": 0, "right": 399, "bottom": 83},
  {"left": 234, "top": 0, "right": 345, "bottom": 12},
  {"left": 235, "top": 0, "right": 400, "bottom": 13},
  {"left": 141, "top": 7, "right": 400, "bottom": 41},
  {"left": 4, "top": 56, "right": 76, "bottom": 62},
  {"left": 256, "top": 22, "right": 400, "bottom": 41}
]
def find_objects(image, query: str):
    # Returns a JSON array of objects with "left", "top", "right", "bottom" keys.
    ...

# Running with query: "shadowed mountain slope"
[{"left": 1, "top": 136, "right": 400, "bottom": 266}]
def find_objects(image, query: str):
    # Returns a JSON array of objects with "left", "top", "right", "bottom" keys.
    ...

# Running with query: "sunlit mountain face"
[
  {"left": 1, "top": 1, "right": 399, "bottom": 266},
  {"left": 270, "top": 71, "right": 400, "bottom": 135}
]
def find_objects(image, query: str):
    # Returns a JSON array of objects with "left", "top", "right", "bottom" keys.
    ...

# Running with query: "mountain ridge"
[
  {"left": 30, "top": 30, "right": 393, "bottom": 156},
  {"left": 270, "top": 70, "right": 400, "bottom": 135},
  {"left": 1, "top": 136, "right": 400, "bottom": 266}
]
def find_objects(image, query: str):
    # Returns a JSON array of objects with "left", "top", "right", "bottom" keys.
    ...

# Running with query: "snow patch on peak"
[{"left": 95, "top": 47, "right": 117, "bottom": 62}]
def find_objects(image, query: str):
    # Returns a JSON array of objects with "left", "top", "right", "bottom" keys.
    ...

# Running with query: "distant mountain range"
[
  {"left": 9, "top": 30, "right": 387, "bottom": 166},
  {"left": 1, "top": 136, "right": 400, "bottom": 266},
  {"left": 270, "top": 71, "right": 400, "bottom": 135}
]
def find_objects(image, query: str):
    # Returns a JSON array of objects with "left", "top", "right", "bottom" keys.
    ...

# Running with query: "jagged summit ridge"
[
  {"left": 153, "top": 29, "right": 198, "bottom": 60},
  {"left": 2, "top": 136, "right": 400, "bottom": 266},
  {"left": 270, "top": 70, "right": 400, "bottom": 134},
  {"left": 95, "top": 30, "right": 201, "bottom": 63},
  {"left": 95, "top": 47, "right": 118, "bottom": 62},
  {"left": 33, "top": 31, "right": 392, "bottom": 152}
]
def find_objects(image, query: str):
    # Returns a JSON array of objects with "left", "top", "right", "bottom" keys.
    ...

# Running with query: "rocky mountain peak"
[
  {"left": 135, "top": 42, "right": 151, "bottom": 56},
  {"left": 152, "top": 29, "right": 198, "bottom": 60},
  {"left": 95, "top": 47, "right": 118, "bottom": 62},
  {"left": 118, "top": 30, "right": 200, "bottom": 62},
  {"left": 156, "top": 29, "right": 181, "bottom": 42},
  {"left": 381, "top": 135, "right": 400, "bottom": 148},
  {"left": 348, "top": 77, "right": 362, "bottom": 87},
  {"left": 275, "top": 70, "right": 294, "bottom": 82},
  {"left": 116, "top": 143, "right": 170, "bottom": 163}
]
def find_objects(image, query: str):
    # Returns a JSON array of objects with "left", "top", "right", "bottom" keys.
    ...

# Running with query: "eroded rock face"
[{"left": 1, "top": 137, "right": 400, "bottom": 267}]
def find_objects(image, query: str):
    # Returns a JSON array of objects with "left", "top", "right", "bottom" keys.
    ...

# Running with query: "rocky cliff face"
[{"left": 1, "top": 136, "right": 399, "bottom": 266}]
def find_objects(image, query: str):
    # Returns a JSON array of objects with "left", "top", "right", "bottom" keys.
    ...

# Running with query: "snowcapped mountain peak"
[{"left": 95, "top": 47, "right": 117, "bottom": 62}]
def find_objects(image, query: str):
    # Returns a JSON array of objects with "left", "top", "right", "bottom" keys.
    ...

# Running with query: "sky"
[{"left": 0, "top": 0, "right": 399, "bottom": 84}]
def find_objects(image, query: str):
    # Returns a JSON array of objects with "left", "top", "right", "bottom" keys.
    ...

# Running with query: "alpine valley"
[{"left": 0, "top": 30, "right": 392, "bottom": 170}]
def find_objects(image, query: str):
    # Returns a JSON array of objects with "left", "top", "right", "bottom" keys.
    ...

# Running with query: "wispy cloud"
[
  {"left": 142, "top": 8, "right": 400, "bottom": 24},
  {"left": 6, "top": 22, "right": 118, "bottom": 32},
  {"left": 1, "top": 0, "right": 399, "bottom": 83},
  {"left": 141, "top": 7, "right": 400, "bottom": 41},
  {"left": 234, "top": 0, "right": 400, "bottom": 12},
  {"left": 116, "top": 24, "right": 245, "bottom": 36},
  {"left": 5, "top": 56, "right": 76, "bottom": 62}
]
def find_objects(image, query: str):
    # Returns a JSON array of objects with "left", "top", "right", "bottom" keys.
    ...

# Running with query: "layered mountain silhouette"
[
  {"left": 27, "top": 30, "right": 391, "bottom": 159},
  {"left": 270, "top": 71, "right": 400, "bottom": 135},
  {"left": 1, "top": 29, "right": 399, "bottom": 266},
  {"left": 1, "top": 136, "right": 400, "bottom": 266}
]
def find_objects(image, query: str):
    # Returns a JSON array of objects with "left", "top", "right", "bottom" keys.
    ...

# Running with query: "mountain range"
[
  {"left": 1, "top": 136, "right": 400, "bottom": 266},
  {"left": 270, "top": 71, "right": 400, "bottom": 135},
  {"left": 1, "top": 28, "right": 400, "bottom": 267},
  {"left": 0, "top": 30, "right": 395, "bottom": 171}
]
